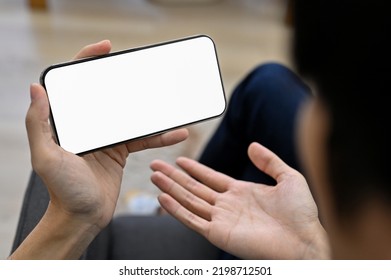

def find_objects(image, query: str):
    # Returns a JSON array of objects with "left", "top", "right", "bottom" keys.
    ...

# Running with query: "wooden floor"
[{"left": 0, "top": 0, "right": 292, "bottom": 258}]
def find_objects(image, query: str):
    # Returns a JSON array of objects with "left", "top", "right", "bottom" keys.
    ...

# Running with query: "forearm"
[{"left": 8, "top": 202, "right": 101, "bottom": 260}]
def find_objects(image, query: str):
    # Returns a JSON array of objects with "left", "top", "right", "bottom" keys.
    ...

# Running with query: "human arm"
[
  {"left": 150, "top": 142, "right": 330, "bottom": 259},
  {"left": 8, "top": 40, "right": 188, "bottom": 259}
]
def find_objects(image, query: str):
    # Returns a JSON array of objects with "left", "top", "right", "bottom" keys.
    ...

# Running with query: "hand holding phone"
[
  {"left": 19, "top": 40, "right": 193, "bottom": 259},
  {"left": 41, "top": 35, "right": 226, "bottom": 155}
]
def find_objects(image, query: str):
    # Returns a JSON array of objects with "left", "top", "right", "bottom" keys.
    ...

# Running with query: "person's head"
[{"left": 293, "top": 0, "right": 391, "bottom": 258}]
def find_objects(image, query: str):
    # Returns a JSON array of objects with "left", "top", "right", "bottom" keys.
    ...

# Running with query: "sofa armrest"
[
  {"left": 11, "top": 171, "right": 49, "bottom": 254},
  {"left": 107, "top": 215, "right": 220, "bottom": 259}
]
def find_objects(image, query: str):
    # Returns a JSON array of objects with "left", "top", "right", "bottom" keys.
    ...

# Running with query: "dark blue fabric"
[{"left": 199, "top": 62, "right": 311, "bottom": 185}]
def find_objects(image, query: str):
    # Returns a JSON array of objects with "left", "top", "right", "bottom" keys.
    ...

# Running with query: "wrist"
[
  {"left": 10, "top": 202, "right": 102, "bottom": 259},
  {"left": 302, "top": 222, "right": 331, "bottom": 259}
]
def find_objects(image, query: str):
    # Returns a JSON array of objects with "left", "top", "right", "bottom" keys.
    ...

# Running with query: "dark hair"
[{"left": 293, "top": 1, "right": 391, "bottom": 219}]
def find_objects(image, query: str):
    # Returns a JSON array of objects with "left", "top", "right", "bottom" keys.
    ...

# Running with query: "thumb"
[
  {"left": 26, "top": 83, "right": 58, "bottom": 165},
  {"left": 248, "top": 142, "right": 291, "bottom": 183}
]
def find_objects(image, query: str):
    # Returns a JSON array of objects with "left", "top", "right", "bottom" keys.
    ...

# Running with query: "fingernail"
[
  {"left": 99, "top": 39, "right": 111, "bottom": 45},
  {"left": 30, "top": 83, "right": 40, "bottom": 101}
]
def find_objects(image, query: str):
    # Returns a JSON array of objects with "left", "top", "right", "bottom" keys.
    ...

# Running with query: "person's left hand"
[{"left": 151, "top": 142, "right": 330, "bottom": 260}]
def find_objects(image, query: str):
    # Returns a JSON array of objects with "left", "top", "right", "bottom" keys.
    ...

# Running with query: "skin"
[
  {"left": 8, "top": 40, "right": 189, "bottom": 259},
  {"left": 150, "top": 139, "right": 330, "bottom": 259}
]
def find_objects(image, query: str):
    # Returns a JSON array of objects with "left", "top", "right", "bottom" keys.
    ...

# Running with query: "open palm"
[{"left": 150, "top": 142, "right": 329, "bottom": 259}]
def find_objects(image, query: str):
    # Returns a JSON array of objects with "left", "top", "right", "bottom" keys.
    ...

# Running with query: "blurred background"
[{"left": 0, "top": 0, "right": 293, "bottom": 258}]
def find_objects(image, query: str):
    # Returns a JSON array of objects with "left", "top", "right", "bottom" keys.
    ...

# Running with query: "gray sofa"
[{"left": 11, "top": 171, "right": 221, "bottom": 259}]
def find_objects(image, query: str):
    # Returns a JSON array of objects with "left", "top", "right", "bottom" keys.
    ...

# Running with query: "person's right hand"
[
  {"left": 27, "top": 40, "right": 188, "bottom": 232},
  {"left": 10, "top": 40, "right": 188, "bottom": 260},
  {"left": 151, "top": 142, "right": 330, "bottom": 259}
]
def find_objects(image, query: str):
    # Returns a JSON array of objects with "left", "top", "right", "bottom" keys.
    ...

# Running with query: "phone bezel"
[{"left": 40, "top": 34, "right": 226, "bottom": 155}]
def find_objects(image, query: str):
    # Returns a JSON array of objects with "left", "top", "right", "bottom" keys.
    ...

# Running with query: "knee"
[
  {"left": 246, "top": 63, "right": 299, "bottom": 92},
  {"left": 252, "top": 62, "right": 294, "bottom": 79},
  {"left": 234, "top": 62, "right": 310, "bottom": 103}
]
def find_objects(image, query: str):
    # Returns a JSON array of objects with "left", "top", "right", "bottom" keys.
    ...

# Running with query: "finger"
[
  {"left": 25, "top": 84, "right": 59, "bottom": 169},
  {"left": 175, "top": 157, "right": 235, "bottom": 193},
  {"left": 158, "top": 193, "right": 210, "bottom": 238},
  {"left": 247, "top": 142, "right": 295, "bottom": 183},
  {"left": 150, "top": 159, "right": 217, "bottom": 205},
  {"left": 72, "top": 40, "right": 112, "bottom": 60},
  {"left": 151, "top": 171, "right": 212, "bottom": 220},
  {"left": 125, "top": 128, "right": 189, "bottom": 153}
]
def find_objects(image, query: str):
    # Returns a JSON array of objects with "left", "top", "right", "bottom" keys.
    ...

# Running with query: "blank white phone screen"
[{"left": 42, "top": 35, "right": 226, "bottom": 155}]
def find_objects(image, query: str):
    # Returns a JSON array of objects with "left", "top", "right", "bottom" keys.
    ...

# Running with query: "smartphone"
[{"left": 40, "top": 35, "right": 226, "bottom": 155}]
